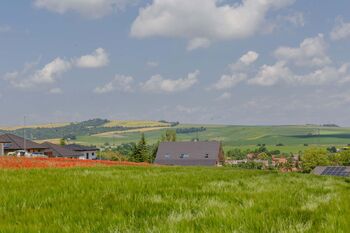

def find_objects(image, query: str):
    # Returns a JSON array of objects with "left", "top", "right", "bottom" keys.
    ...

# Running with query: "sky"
[{"left": 1, "top": 0, "right": 350, "bottom": 126}]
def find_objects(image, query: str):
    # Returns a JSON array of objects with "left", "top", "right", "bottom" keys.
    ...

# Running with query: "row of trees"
[{"left": 301, "top": 148, "right": 350, "bottom": 172}]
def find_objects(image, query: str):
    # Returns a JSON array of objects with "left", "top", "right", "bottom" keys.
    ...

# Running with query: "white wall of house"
[
  {"left": 0, "top": 143, "right": 4, "bottom": 156},
  {"left": 78, "top": 151, "right": 97, "bottom": 160}
]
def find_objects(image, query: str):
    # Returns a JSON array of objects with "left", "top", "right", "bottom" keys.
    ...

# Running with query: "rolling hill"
[{"left": 1, "top": 119, "right": 350, "bottom": 153}]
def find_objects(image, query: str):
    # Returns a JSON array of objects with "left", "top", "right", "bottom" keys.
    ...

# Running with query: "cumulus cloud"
[
  {"left": 331, "top": 17, "right": 350, "bottom": 41},
  {"left": 33, "top": 0, "right": 136, "bottom": 19},
  {"left": 5, "top": 58, "right": 72, "bottom": 89},
  {"left": 212, "top": 74, "right": 247, "bottom": 90},
  {"left": 248, "top": 62, "right": 350, "bottom": 87},
  {"left": 141, "top": 70, "right": 199, "bottom": 93},
  {"left": 211, "top": 51, "right": 257, "bottom": 90},
  {"left": 274, "top": 34, "right": 331, "bottom": 67},
  {"left": 4, "top": 48, "right": 108, "bottom": 90},
  {"left": 75, "top": 48, "right": 109, "bottom": 68},
  {"left": 248, "top": 61, "right": 292, "bottom": 86},
  {"left": 230, "top": 51, "right": 259, "bottom": 71},
  {"left": 131, "top": 0, "right": 295, "bottom": 50},
  {"left": 94, "top": 75, "right": 134, "bottom": 94}
]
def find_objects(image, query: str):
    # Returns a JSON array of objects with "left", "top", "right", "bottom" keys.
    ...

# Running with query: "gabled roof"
[
  {"left": 0, "top": 133, "right": 47, "bottom": 150},
  {"left": 155, "top": 141, "right": 223, "bottom": 166},
  {"left": 64, "top": 144, "right": 99, "bottom": 152},
  {"left": 42, "top": 142, "right": 81, "bottom": 158}
]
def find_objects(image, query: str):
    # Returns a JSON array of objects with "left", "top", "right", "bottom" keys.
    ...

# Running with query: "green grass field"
[
  {"left": 74, "top": 125, "right": 350, "bottom": 154},
  {"left": 0, "top": 166, "right": 349, "bottom": 232}
]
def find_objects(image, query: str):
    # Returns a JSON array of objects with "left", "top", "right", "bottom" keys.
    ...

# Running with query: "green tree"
[
  {"left": 149, "top": 142, "right": 159, "bottom": 163},
  {"left": 161, "top": 130, "right": 177, "bottom": 142},
  {"left": 333, "top": 150, "right": 350, "bottom": 165},
  {"left": 60, "top": 138, "right": 66, "bottom": 146},
  {"left": 130, "top": 133, "right": 149, "bottom": 162},
  {"left": 301, "top": 148, "right": 330, "bottom": 173}
]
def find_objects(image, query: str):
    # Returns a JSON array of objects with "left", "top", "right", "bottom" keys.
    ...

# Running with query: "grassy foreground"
[{"left": 0, "top": 167, "right": 349, "bottom": 233}]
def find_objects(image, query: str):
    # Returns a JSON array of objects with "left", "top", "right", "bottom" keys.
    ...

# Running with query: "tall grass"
[{"left": 0, "top": 167, "right": 349, "bottom": 232}]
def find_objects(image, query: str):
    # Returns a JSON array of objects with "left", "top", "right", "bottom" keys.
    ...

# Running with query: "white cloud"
[
  {"left": 75, "top": 48, "right": 109, "bottom": 68},
  {"left": 230, "top": 51, "right": 259, "bottom": 71},
  {"left": 131, "top": 0, "right": 295, "bottom": 49},
  {"left": 33, "top": 0, "right": 135, "bottom": 19},
  {"left": 5, "top": 58, "right": 72, "bottom": 89},
  {"left": 49, "top": 87, "right": 63, "bottom": 94},
  {"left": 248, "top": 61, "right": 292, "bottom": 86},
  {"left": 212, "top": 73, "right": 247, "bottom": 90},
  {"left": 239, "top": 51, "right": 260, "bottom": 65},
  {"left": 274, "top": 34, "right": 331, "bottom": 67},
  {"left": 248, "top": 62, "right": 350, "bottom": 86},
  {"left": 331, "top": 18, "right": 350, "bottom": 41},
  {"left": 211, "top": 51, "right": 257, "bottom": 90},
  {"left": 141, "top": 70, "right": 199, "bottom": 93},
  {"left": 94, "top": 75, "right": 134, "bottom": 94}
]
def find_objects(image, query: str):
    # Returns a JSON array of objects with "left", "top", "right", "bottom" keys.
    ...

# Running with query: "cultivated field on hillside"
[
  {"left": 75, "top": 125, "right": 350, "bottom": 153},
  {"left": 0, "top": 166, "right": 349, "bottom": 232},
  {"left": 103, "top": 120, "right": 170, "bottom": 128},
  {"left": 0, "top": 122, "right": 69, "bottom": 130}
]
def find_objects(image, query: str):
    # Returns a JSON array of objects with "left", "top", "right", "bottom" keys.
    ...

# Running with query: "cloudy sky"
[{"left": 1, "top": 0, "right": 350, "bottom": 126}]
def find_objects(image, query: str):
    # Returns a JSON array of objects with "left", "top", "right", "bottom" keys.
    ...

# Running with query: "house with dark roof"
[
  {"left": 0, "top": 133, "right": 47, "bottom": 155},
  {"left": 64, "top": 144, "right": 99, "bottom": 160},
  {"left": 155, "top": 141, "right": 224, "bottom": 166},
  {"left": 42, "top": 142, "right": 82, "bottom": 158}
]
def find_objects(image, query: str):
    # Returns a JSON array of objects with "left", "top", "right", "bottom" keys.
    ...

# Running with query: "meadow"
[
  {"left": 0, "top": 166, "right": 349, "bottom": 232},
  {"left": 74, "top": 124, "right": 350, "bottom": 153}
]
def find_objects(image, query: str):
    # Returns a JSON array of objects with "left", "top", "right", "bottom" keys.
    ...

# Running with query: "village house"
[
  {"left": 42, "top": 142, "right": 82, "bottom": 159},
  {"left": 155, "top": 141, "right": 224, "bottom": 166},
  {"left": 64, "top": 144, "right": 99, "bottom": 160},
  {"left": 0, "top": 133, "right": 47, "bottom": 155}
]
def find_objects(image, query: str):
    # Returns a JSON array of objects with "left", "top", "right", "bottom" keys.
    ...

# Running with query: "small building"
[
  {"left": 312, "top": 166, "right": 350, "bottom": 177},
  {"left": 64, "top": 144, "right": 99, "bottom": 160},
  {"left": 155, "top": 141, "right": 224, "bottom": 166},
  {"left": 0, "top": 138, "right": 11, "bottom": 156},
  {"left": 42, "top": 142, "right": 82, "bottom": 158},
  {"left": 0, "top": 133, "right": 47, "bottom": 155}
]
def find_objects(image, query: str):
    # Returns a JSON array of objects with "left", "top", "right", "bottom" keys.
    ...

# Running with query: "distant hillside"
[{"left": 0, "top": 119, "right": 176, "bottom": 140}]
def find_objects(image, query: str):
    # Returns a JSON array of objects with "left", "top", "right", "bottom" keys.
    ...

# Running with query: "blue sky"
[{"left": 1, "top": 0, "right": 350, "bottom": 126}]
